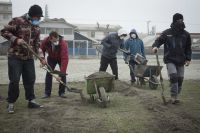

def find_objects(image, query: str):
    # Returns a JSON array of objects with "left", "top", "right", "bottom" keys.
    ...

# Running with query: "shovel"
[
  {"left": 155, "top": 52, "right": 167, "bottom": 105},
  {"left": 21, "top": 42, "right": 86, "bottom": 101},
  {"left": 41, "top": 65, "right": 86, "bottom": 101}
]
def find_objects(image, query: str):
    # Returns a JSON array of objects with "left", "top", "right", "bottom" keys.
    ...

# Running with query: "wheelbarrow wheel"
[
  {"left": 149, "top": 75, "right": 159, "bottom": 90},
  {"left": 99, "top": 87, "right": 108, "bottom": 108}
]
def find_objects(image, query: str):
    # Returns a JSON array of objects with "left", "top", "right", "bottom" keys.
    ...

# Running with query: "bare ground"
[{"left": 0, "top": 80, "right": 200, "bottom": 133}]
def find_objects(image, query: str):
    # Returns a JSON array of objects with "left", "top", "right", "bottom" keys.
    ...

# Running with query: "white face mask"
[
  {"left": 131, "top": 34, "right": 136, "bottom": 39},
  {"left": 120, "top": 36, "right": 125, "bottom": 40},
  {"left": 53, "top": 41, "right": 59, "bottom": 46}
]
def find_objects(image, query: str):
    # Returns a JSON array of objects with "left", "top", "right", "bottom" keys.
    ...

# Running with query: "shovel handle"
[{"left": 155, "top": 53, "right": 167, "bottom": 105}]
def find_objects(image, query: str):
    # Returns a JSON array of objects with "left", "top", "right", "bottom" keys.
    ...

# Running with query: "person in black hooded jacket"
[{"left": 152, "top": 13, "right": 192, "bottom": 104}]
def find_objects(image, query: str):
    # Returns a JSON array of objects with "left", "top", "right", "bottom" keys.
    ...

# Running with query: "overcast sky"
[{"left": 8, "top": 0, "right": 200, "bottom": 33}]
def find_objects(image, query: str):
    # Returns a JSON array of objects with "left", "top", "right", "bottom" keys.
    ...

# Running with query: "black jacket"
[
  {"left": 152, "top": 26, "right": 192, "bottom": 66},
  {"left": 101, "top": 33, "right": 124, "bottom": 59}
]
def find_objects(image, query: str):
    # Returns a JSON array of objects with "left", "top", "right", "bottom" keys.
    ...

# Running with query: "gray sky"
[{"left": 9, "top": 0, "right": 200, "bottom": 33}]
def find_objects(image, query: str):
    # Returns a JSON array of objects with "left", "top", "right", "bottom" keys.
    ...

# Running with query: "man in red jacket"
[{"left": 40, "top": 31, "right": 69, "bottom": 98}]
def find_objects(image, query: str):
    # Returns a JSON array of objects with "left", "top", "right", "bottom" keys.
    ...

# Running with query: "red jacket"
[{"left": 40, "top": 36, "right": 69, "bottom": 73}]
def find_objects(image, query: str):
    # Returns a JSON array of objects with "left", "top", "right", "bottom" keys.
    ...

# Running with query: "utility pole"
[
  {"left": 147, "top": 20, "right": 151, "bottom": 35},
  {"left": 45, "top": 4, "right": 49, "bottom": 20}
]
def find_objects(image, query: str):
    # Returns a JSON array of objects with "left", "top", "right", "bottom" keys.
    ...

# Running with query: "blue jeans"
[
  {"left": 45, "top": 57, "right": 66, "bottom": 96},
  {"left": 7, "top": 57, "right": 36, "bottom": 103}
]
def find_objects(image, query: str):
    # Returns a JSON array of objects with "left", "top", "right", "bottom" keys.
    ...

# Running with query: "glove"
[
  {"left": 40, "top": 58, "right": 47, "bottom": 67},
  {"left": 152, "top": 47, "right": 158, "bottom": 53},
  {"left": 55, "top": 76, "right": 61, "bottom": 82},
  {"left": 17, "top": 39, "right": 26, "bottom": 45},
  {"left": 126, "top": 52, "right": 131, "bottom": 55},
  {"left": 185, "top": 61, "right": 190, "bottom": 66}
]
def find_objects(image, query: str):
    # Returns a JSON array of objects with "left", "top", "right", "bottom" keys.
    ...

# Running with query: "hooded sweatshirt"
[
  {"left": 40, "top": 36, "right": 69, "bottom": 73},
  {"left": 152, "top": 23, "right": 191, "bottom": 66},
  {"left": 124, "top": 30, "right": 145, "bottom": 61},
  {"left": 101, "top": 32, "right": 124, "bottom": 59}
]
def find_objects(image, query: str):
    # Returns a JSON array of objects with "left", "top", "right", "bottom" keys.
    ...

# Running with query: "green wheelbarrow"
[{"left": 85, "top": 71, "right": 115, "bottom": 108}]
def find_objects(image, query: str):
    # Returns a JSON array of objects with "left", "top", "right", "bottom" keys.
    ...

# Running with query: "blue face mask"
[{"left": 31, "top": 20, "right": 40, "bottom": 26}]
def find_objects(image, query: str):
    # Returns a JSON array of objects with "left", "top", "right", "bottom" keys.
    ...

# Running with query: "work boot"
[
  {"left": 41, "top": 94, "right": 50, "bottom": 99},
  {"left": 7, "top": 103, "right": 14, "bottom": 114},
  {"left": 28, "top": 100, "right": 43, "bottom": 108},
  {"left": 59, "top": 93, "right": 67, "bottom": 98},
  {"left": 170, "top": 96, "right": 180, "bottom": 104},
  {"left": 130, "top": 80, "right": 136, "bottom": 85}
]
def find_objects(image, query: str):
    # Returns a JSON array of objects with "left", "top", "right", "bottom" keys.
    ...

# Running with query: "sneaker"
[
  {"left": 59, "top": 93, "right": 67, "bottom": 98},
  {"left": 131, "top": 80, "right": 136, "bottom": 85},
  {"left": 41, "top": 94, "right": 50, "bottom": 99},
  {"left": 170, "top": 96, "right": 180, "bottom": 104},
  {"left": 172, "top": 99, "right": 181, "bottom": 104},
  {"left": 28, "top": 101, "right": 43, "bottom": 108},
  {"left": 7, "top": 104, "right": 14, "bottom": 114}
]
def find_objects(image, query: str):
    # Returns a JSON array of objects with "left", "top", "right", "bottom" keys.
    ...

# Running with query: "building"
[
  {"left": 0, "top": 0, "right": 12, "bottom": 55},
  {"left": 39, "top": 18, "right": 98, "bottom": 56},
  {"left": 75, "top": 23, "right": 121, "bottom": 41},
  {"left": 0, "top": 0, "right": 12, "bottom": 29},
  {"left": 40, "top": 18, "right": 76, "bottom": 42}
]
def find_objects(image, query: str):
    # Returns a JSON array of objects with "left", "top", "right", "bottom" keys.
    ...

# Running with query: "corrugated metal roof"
[
  {"left": 40, "top": 18, "right": 77, "bottom": 28},
  {"left": 0, "top": 36, "right": 7, "bottom": 43},
  {"left": 74, "top": 31, "right": 99, "bottom": 44}
]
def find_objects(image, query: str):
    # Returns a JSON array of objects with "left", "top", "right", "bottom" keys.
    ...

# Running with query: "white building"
[
  {"left": 75, "top": 23, "right": 121, "bottom": 41},
  {"left": 39, "top": 18, "right": 76, "bottom": 41},
  {"left": 0, "top": 0, "right": 12, "bottom": 29},
  {"left": 0, "top": 0, "right": 12, "bottom": 55}
]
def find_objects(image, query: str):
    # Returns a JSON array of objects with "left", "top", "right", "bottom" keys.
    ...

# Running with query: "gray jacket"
[{"left": 101, "top": 33, "right": 124, "bottom": 59}]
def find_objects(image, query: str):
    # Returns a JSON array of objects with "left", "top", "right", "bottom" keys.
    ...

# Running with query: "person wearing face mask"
[
  {"left": 123, "top": 29, "right": 146, "bottom": 84},
  {"left": 40, "top": 31, "right": 69, "bottom": 99},
  {"left": 99, "top": 28, "right": 127, "bottom": 80},
  {"left": 1, "top": 5, "right": 44, "bottom": 113},
  {"left": 152, "top": 13, "right": 192, "bottom": 104}
]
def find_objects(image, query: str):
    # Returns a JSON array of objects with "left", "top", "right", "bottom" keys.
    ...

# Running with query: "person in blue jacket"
[{"left": 124, "top": 29, "right": 146, "bottom": 84}]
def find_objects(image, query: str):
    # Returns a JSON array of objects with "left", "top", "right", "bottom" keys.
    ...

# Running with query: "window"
[
  {"left": 56, "top": 28, "right": 64, "bottom": 35},
  {"left": 42, "top": 28, "right": 72, "bottom": 35},
  {"left": 46, "top": 28, "right": 53, "bottom": 34},
  {"left": 95, "top": 31, "right": 104, "bottom": 39},
  {"left": 91, "top": 31, "right": 95, "bottom": 38},
  {"left": 3, "top": 6, "right": 9, "bottom": 10},
  {"left": 64, "top": 28, "right": 72, "bottom": 35},
  {"left": 3, "top": 14, "right": 9, "bottom": 20}
]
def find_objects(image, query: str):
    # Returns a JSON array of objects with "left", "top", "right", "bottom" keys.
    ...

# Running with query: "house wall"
[
  {"left": 40, "top": 22, "right": 74, "bottom": 40},
  {"left": 79, "top": 30, "right": 106, "bottom": 41},
  {"left": 0, "top": 2, "right": 12, "bottom": 22}
]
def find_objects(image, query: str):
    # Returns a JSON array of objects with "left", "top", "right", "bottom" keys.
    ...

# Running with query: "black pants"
[
  {"left": 99, "top": 55, "right": 118, "bottom": 79},
  {"left": 7, "top": 57, "right": 36, "bottom": 103},
  {"left": 129, "top": 60, "right": 137, "bottom": 82},
  {"left": 45, "top": 57, "right": 66, "bottom": 96},
  {"left": 129, "top": 60, "right": 145, "bottom": 84}
]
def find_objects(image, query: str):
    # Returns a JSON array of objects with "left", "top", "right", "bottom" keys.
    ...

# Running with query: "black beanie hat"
[
  {"left": 28, "top": 5, "right": 43, "bottom": 17},
  {"left": 173, "top": 13, "right": 183, "bottom": 23}
]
